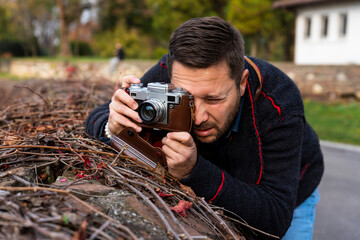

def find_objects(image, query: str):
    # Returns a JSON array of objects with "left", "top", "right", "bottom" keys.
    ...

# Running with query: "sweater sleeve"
[
  {"left": 85, "top": 101, "right": 111, "bottom": 142},
  {"left": 181, "top": 116, "right": 304, "bottom": 238}
]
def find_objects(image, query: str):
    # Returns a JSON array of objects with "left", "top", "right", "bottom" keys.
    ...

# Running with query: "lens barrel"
[{"left": 138, "top": 99, "right": 165, "bottom": 123}]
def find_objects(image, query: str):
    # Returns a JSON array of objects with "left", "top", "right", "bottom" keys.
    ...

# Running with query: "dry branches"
[{"left": 0, "top": 79, "right": 248, "bottom": 239}]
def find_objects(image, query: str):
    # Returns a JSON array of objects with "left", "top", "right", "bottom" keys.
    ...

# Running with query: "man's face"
[{"left": 171, "top": 61, "right": 248, "bottom": 144}]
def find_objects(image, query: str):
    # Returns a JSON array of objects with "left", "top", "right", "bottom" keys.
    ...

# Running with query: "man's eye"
[{"left": 206, "top": 98, "right": 223, "bottom": 103}]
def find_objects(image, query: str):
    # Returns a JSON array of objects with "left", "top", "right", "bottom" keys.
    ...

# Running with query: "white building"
[{"left": 274, "top": 0, "right": 360, "bottom": 65}]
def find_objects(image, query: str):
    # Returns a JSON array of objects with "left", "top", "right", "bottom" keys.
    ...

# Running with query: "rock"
[
  {"left": 87, "top": 188, "right": 222, "bottom": 239},
  {"left": 306, "top": 73, "right": 316, "bottom": 81},
  {"left": 312, "top": 83, "right": 324, "bottom": 95},
  {"left": 0, "top": 190, "right": 10, "bottom": 196},
  {"left": 0, "top": 167, "right": 35, "bottom": 187},
  {"left": 87, "top": 190, "right": 170, "bottom": 239},
  {"left": 52, "top": 176, "right": 116, "bottom": 200},
  {"left": 329, "top": 92, "right": 337, "bottom": 101},
  {"left": 336, "top": 84, "right": 355, "bottom": 98},
  {"left": 336, "top": 72, "right": 348, "bottom": 82},
  {"left": 287, "top": 71, "right": 296, "bottom": 80},
  {"left": 355, "top": 90, "right": 360, "bottom": 100}
]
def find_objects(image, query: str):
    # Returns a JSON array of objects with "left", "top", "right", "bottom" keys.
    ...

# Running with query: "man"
[
  {"left": 109, "top": 42, "right": 125, "bottom": 74},
  {"left": 86, "top": 17, "right": 324, "bottom": 239}
]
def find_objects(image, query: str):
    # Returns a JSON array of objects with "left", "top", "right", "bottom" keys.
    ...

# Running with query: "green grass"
[
  {"left": 304, "top": 100, "right": 360, "bottom": 145},
  {"left": 12, "top": 56, "right": 109, "bottom": 63},
  {"left": 0, "top": 72, "right": 23, "bottom": 81},
  {"left": 11, "top": 56, "right": 157, "bottom": 63}
]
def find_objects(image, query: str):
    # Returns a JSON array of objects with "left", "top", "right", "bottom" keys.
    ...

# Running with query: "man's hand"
[
  {"left": 108, "top": 75, "right": 142, "bottom": 136},
  {"left": 161, "top": 132, "right": 197, "bottom": 179}
]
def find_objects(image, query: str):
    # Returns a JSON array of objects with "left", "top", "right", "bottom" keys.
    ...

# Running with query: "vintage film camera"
[
  {"left": 110, "top": 82, "right": 194, "bottom": 170},
  {"left": 128, "top": 82, "right": 194, "bottom": 132}
]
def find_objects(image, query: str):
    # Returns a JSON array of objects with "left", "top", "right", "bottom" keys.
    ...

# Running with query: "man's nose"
[{"left": 194, "top": 101, "right": 208, "bottom": 125}]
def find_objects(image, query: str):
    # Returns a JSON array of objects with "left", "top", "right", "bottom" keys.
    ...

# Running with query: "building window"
[
  {"left": 339, "top": 13, "right": 347, "bottom": 37},
  {"left": 321, "top": 15, "right": 329, "bottom": 38},
  {"left": 304, "top": 17, "right": 311, "bottom": 39}
]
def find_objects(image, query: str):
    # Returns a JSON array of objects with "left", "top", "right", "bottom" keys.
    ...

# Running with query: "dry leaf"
[
  {"left": 179, "top": 183, "right": 197, "bottom": 198},
  {"left": 170, "top": 200, "right": 193, "bottom": 217},
  {"left": 2, "top": 135, "right": 20, "bottom": 146},
  {"left": 157, "top": 192, "right": 175, "bottom": 197}
]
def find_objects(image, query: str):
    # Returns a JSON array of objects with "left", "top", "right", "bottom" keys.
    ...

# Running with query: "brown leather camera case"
[
  {"left": 110, "top": 127, "right": 167, "bottom": 170},
  {"left": 137, "top": 94, "right": 194, "bottom": 133}
]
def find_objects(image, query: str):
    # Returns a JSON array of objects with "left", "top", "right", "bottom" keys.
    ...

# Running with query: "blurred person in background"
[{"left": 109, "top": 42, "right": 125, "bottom": 74}]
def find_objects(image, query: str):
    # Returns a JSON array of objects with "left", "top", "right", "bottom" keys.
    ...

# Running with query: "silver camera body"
[{"left": 127, "top": 82, "right": 189, "bottom": 125}]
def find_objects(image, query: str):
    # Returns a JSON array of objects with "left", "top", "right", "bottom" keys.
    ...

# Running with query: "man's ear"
[{"left": 240, "top": 69, "right": 249, "bottom": 97}]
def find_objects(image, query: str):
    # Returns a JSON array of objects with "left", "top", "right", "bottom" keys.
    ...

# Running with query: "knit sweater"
[{"left": 85, "top": 55, "right": 324, "bottom": 238}]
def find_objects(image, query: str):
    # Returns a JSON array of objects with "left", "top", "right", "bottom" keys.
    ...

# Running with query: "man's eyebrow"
[
  {"left": 204, "top": 87, "right": 231, "bottom": 99},
  {"left": 204, "top": 94, "right": 226, "bottom": 99}
]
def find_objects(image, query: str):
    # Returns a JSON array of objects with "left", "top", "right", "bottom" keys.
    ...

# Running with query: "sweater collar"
[{"left": 224, "top": 96, "right": 245, "bottom": 139}]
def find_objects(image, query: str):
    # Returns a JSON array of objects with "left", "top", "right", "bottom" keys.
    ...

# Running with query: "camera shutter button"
[
  {"left": 173, "top": 87, "right": 186, "bottom": 94},
  {"left": 130, "top": 83, "right": 143, "bottom": 88}
]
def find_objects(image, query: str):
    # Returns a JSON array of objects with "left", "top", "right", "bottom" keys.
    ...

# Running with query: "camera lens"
[
  {"left": 141, "top": 105, "right": 156, "bottom": 122},
  {"left": 138, "top": 99, "right": 165, "bottom": 123}
]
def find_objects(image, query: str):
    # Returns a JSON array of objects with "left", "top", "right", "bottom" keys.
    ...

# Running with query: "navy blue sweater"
[{"left": 85, "top": 56, "right": 324, "bottom": 238}]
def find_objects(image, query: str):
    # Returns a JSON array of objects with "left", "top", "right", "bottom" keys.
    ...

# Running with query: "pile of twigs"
[{"left": 0, "top": 79, "right": 247, "bottom": 240}]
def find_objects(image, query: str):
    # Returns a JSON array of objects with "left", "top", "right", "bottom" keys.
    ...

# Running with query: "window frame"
[
  {"left": 304, "top": 16, "right": 312, "bottom": 39},
  {"left": 339, "top": 13, "right": 348, "bottom": 37},
  {"left": 321, "top": 15, "right": 329, "bottom": 38}
]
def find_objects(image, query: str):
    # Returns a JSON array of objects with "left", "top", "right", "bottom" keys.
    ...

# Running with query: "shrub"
[
  {"left": 70, "top": 41, "right": 94, "bottom": 56},
  {"left": 0, "top": 39, "right": 25, "bottom": 57},
  {"left": 92, "top": 25, "right": 154, "bottom": 59}
]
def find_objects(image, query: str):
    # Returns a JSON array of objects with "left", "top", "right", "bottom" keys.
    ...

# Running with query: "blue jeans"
[{"left": 282, "top": 188, "right": 320, "bottom": 240}]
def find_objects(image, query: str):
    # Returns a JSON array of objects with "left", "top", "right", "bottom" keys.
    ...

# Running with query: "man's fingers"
[
  {"left": 161, "top": 144, "right": 183, "bottom": 167},
  {"left": 161, "top": 133, "right": 195, "bottom": 156},
  {"left": 109, "top": 88, "right": 142, "bottom": 134},
  {"left": 161, "top": 134, "right": 197, "bottom": 179},
  {"left": 112, "top": 89, "right": 139, "bottom": 110},
  {"left": 166, "top": 132, "right": 194, "bottom": 147},
  {"left": 161, "top": 144, "right": 176, "bottom": 160},
  {"left": 109, "top": 112, "right": 142, "bottom": 133},
  {"left": 122, "top": 75, "right": 141, "bottom": 88},
  {"left": 110, "top": 99, "right": 141, "bottom": 123},
  {"left": 161, "top": 137, "right": 183, "bottom": 155}
]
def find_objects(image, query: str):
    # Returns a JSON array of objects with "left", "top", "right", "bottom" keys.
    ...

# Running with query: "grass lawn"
[
  {"left": 12, "top": 56, "right": 109, "bottom": 62},
  {"left": 0, "top": 72, "right": 23, "bottom": 81},
  {"left": 304, "top": 100, "right": 360, "bottom": 146},
  {"left": 11, "top": 56, "right": 157, "bottom": 63}
]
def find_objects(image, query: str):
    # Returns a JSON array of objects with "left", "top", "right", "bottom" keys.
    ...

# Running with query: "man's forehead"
[{"left": 172, "top": 80, "right": 233, "bottom": 99}]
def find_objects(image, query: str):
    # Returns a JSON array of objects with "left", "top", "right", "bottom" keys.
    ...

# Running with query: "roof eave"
[{"left": 273, "top": 0, "right": 338, "bottom": 9}]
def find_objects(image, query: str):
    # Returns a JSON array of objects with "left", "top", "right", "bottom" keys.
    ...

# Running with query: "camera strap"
[
  {"left": 244, "top": 56, "right": 263, "bottom": 102},
  {"left": 189, "top": 99, "right": 195, "bottom": 133}
]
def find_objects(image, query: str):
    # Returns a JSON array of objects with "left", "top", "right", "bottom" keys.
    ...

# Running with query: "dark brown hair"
[{"left": 167, "top": 16, "right": 245, "bottom": 87}]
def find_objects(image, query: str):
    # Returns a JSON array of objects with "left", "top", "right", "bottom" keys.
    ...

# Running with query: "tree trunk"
[
  {"left": 57, "top": 0, "right": 71, "bottom": 57},
  {"left": 250, "top": 37, "right": 258, "bottom": 57}
]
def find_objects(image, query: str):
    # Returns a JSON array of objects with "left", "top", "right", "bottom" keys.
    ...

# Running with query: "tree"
[
  {"left": 0, "top": 6, "right": 11, "bottom": 39},
  {"left": 57, "top": 0, "right": 71, "bottom": 57},
  {"left": 0, "top": 0, "right": 58, "bottom": 56},
  {"left": 97, "top": 0, "right": 152, "bottom": 32},
  {"left": 225, "top": 0, "right": 294, "bottom": 60},
  {"left": 57, "top": 0, "right": 84, "bottom": 57},
  {"left": 226, "top": 0, "right": 273, "bottom": 57},
  {"left": 31, "top": 1, "right": 58, "bottom": 56},
  {"left": 145, "top": 0, "right": 217, "bottom": 51}
]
